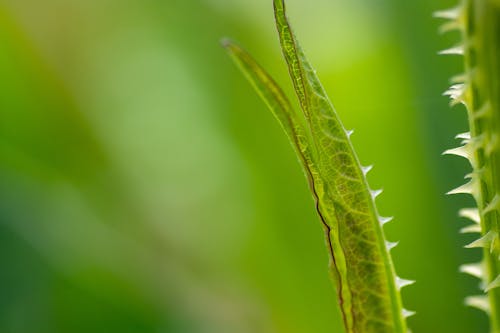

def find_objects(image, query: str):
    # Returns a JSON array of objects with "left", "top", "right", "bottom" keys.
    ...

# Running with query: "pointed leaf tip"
[{"left": 220, "top": 37, "right": 232, "bottom": 48}]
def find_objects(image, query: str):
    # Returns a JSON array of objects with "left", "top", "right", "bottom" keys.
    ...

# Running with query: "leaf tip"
[{"left": 220, "top": 37, "right": 234, "bottom": 49}]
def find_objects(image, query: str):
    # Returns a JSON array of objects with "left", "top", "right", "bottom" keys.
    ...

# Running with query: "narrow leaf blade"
[{"left": 272, "top": 1, "right": 408, "bottom": 332}]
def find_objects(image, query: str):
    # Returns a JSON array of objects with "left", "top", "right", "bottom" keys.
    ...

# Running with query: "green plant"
[
  {"left": 437, "top": 0, "right": 500, "bottom": 332},
  {"left": 223, "top": 0, "right": 500, "bottom": 332},
  {"left": 222, "top": 1, "right": 412, "bottom": 332}
]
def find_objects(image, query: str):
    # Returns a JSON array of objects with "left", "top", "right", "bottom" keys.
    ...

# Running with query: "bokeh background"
[{"left": 0, "top": 0, "right": 486, "bottom": 332}]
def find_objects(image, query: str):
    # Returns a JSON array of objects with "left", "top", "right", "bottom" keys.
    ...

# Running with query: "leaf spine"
[
  {"left": 465, "top": 231, "right": 498, "bottom": 252},
  {"left": 442, "top": 145, "right": 471, "bottom": 159},
  {"left": 434, "top": 5, "right": 463, "bottom": 34},
  {"left": 386, "top": 240, "right": 399, "bottom": 251},
  {"left": 486, "top": 275, "right": 500, "bottom": 292},
  {"left": 439, "top": 45, "right": 464, "bottom": 55},
  {"left": 371, "top": 188, "right": 383, "bottom": 199},
  {"left": 451, "top": 73, "right": 467, "bottom": 84},
  {"left": 465, "top": 295, "right": 490, "bottom": 314},
  {"left": 459, "top": 208, "right": 480, "bottom": 223},
  {"left": 446, "top": 180, "right": 475, "bottom": 196},
  {"left": 483, "top": 193, "right": 500, "bottom": 214},
  {"left": 379, "top": 216, "right": 393, "bottom": 226},
  {"left": 443, "top": 83, "right": 468, "bottom": 106},
  {"left": 465, "top": 169, "right": 483, "bottom": 182},
  {"left": 402, "top": 309, "right": 416, "bottom": 318},
  {"left": 433, "top": 6, "right": 462, "bottom": 20},
  {"left": 361, "top": 164, "right": 373, "bottom": 176},
  {"left": 460, "top": 224, "right": 482, "bottom": 234},
  {"left": 459, "top": 262, "right": 483, "bottom": 279},
  {"left": 395, "top": 276, "right": 415, "bottom": 290},
  {"left": 438, "top": 20, "right": 463, "bottom": 34},
  {"left": 455, "top": 132, "right": 471, "bottom": 140}
]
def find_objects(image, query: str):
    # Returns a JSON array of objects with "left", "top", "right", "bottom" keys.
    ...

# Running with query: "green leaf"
[
  {"left": 220, "top": 38, "right": 312, "bottom": 167},
  {"left": 222, "top": 1, "right": 410, "bottom": 332}
]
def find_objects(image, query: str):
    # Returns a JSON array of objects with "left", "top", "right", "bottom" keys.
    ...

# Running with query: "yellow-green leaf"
[{"left": 223, "top": 1, "right": 410, "bottom": 332}]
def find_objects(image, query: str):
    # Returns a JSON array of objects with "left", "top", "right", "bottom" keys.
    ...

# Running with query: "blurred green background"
[{"left": 0, "top": 0, "right": 486, "bottom": 332}]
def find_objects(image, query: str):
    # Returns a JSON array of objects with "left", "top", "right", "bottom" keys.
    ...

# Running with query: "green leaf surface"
[{"left": 222, "top": 0, "right": 409, "bottom": 332}]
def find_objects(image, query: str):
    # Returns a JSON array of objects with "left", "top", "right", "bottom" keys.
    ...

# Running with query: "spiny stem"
[
  {"left": 466, "top": 1, "right": 500, "bottom": 330},
  {"left": 441, "top": 0, "right": 500, "bottom": 331}
]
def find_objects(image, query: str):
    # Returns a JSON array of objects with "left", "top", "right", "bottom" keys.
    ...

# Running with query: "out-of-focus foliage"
[{"left": 0, "top": 0, "right": 486, "bottom": 332}]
